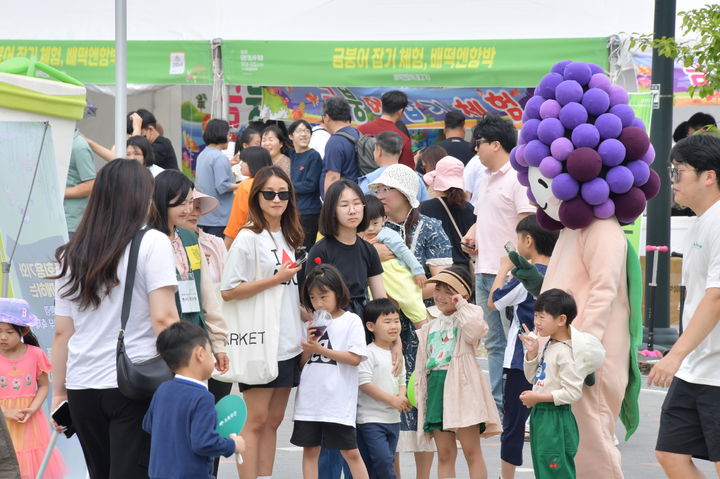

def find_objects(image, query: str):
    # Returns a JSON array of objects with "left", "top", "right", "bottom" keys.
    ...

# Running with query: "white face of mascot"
[{"left": 528, "top": 167, "right": 561, "bottom": 221}]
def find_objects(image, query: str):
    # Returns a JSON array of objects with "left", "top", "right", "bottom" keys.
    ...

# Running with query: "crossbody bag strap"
[
  {"left": 438, "top": 197, "right": 463, "bottom": 240},
  {"left": 119, "top": 228, "right": 150, "bottom": 335}
]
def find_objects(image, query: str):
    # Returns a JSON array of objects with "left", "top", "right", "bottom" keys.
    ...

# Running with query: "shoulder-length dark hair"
[
  {"left": 319, "top": 180, "right": 369, "bottom": 237},
  {"left": 203, "top": 119, "right": 230, "bottom": 145},
  {"left": 53, "top": 160, "right": 155, "bottom": 310},
  {"left": 245, "top": 166, "right": 303, "bottom": 249},
  {"left": 262, "top": 125, "right": 291, "bottom": 155},
  {"left": 127, "top": 135, "right": 155, "bottom": 167},
  {"left": 149, "top": 170, "right": 194, "bottom": 235},
  {"left": 301, "top": 264, "right": 350, "bottom": 311}
]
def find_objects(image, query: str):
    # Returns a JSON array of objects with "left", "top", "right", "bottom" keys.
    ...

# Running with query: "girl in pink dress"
[{"left": 0, "top": 298, "right": 65, "bottom": 479}]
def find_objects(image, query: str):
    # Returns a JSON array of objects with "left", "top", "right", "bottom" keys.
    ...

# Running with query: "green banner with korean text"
[
  {"left": 223, "top": 38, "right": 608, "bottom": 87},
  {"left": 0, "top": 40, "right": 212, "bottom": 84}
]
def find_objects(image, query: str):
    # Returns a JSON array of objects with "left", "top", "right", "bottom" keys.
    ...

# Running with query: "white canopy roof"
[{"left": 1, "top": 0, "right": 712, "bottom": 41}]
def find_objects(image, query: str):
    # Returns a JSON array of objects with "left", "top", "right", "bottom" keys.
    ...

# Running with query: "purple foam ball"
[
  {"left": 555, "top": 80, "right": 584, "bottom": 106},
  {"left": 509, "top": 147, "right": 520, "bottom": 170},
  {"left": 598, "top": 138, "right": 626, "bottom": 167},
  {"left": 606, "top": 165, "right": 634, "bottom": 194},
  {"left": 517, "top": 170, "right": 529, "bottom": 187},
  {"left": 515, "top": 144, "right": 528, "bottom": 167},
  {"left": 595, "top": 113, "right": 623, "bottom": 140},
  {"left": 581, "top": 178, "right": 610, "bottom": 205},
  {"left": 619, "top": 126, "right": 651, "bottom": 161},
  {"left": 536, "top": 208, "right": 565, "bottom": 231},
  {"left": 537, "top": 118, "right": 565, "bottom": 145},
  {"left": 609, "top": 104, "right": 635, "bottom": 128},
  {"left": 539, "top": 99, "right": 562, "bottom": 119},
  {"left": 571, "top": 123, "right": 601, "bottom": 149},
  {"left": 582, "top": 88, "right": 611, "bottom": 116},
  {"left": 524, "top": 140, "right": 550, "bottom": 167},
  {"left": 559, "top": 197, "right": 594, "bottom": 230},
  {"left": 521, "top": 118, "right": 540, "bottom": 143},
  {"left": 551, "top": 60, "right": 573, "bottom": 75},
  {"left": 523, "top": 96, "right": 545, "bottom": 121},
  {"left": 527, "top": 188, "right": 537, "bottom": 204},
  {"left": 567, "top": 147, "right": 602, "bottom": 182},
  {"left": 588, "top": 63, "right": 606, "bottom": 75},
  {"left": 536, "top": 73, "right": 564, "bottom": 100},
  {"left": 539, "top": 156, "right": 563, "bottom": 178},
  {"left": 631, "top": 117, "right": 647, "bottom": 131},
  {"left": 639, "top": 143, "right": 655, "bottom": 165},
  {"left": 551, "top": 137, "right": 574, "bottom": 161},
  {"left": 551, "top": 173, "right": 580, "bottom": 201},
  {"left": 563, "top": 62, "right": 593, "bottom": 86},
  {"left": 608, "top": 85, "right": 630, "bottom": 107},
  {"left": 613, "top": 187, "right": 647, "bottom": 222},
  {"left": 559, "top": 102, "right": 588, "bottom": 130},
  {"left": 588, "top": 73, "right": 611, "bottom": 92},
  {"left": 627, "top": 160, "right": 651, "bottom": 186},
  {"left": 640, "top": 169, "right": 661, "bottom": 200},
  {"left": 594, "top": 199, "right": 616, "bottom": 219}
]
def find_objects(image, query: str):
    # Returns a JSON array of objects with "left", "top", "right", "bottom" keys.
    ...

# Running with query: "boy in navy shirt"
[
  {"left": 488, "top": 214, "right": 558, "bottom": 479},
  {"left": 143, "top": 322, "right": 244, "bottom": 479}
]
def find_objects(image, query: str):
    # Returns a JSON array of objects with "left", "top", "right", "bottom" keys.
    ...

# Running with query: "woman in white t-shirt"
[
  {"left": 50, "top": 159, "right": 179, "bottom": 479},
  {"left": 220, "top": 165, "right": 305, "bottom": 479}
]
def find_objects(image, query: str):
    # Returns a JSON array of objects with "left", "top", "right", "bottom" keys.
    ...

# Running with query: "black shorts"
[
  {"left": 290, "top": 420, "right": 358, "bottom": 450},
  {"left": 656, "top": 377, "right": 720, "bottom": 461},
  {"left": 238, "top": 354, "right": 301, "bottom": 392}
]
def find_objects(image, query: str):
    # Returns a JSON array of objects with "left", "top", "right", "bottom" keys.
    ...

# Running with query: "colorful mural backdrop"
[
  {"left": 260, "top": 86, "right": 533, "bottom": 128},
  {"left": 633, "top": 52, "right": 720, "bottom": 106}
]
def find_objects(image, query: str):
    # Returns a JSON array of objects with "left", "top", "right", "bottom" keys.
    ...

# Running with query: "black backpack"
[{"left": 334, "top": 131, "right": 379, "bottom": 176}]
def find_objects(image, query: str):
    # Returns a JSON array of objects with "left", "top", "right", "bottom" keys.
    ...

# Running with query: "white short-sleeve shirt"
[
  {"left": 676, "top": 199, "right": 720, "bottom": 386},
  {"left": 55, "top": 229, "right": 177, "bottom": 390}
]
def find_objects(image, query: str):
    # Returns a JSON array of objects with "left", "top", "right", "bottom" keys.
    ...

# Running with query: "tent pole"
[{"left": 114, "top": 0, "right": 127, "bottom": 158}]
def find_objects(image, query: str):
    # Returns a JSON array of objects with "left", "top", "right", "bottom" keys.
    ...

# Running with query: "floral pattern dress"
[
  {"left": 385, "top": 213, "right": 453, "bottom": 451},
  {"left": 0, "top": 345, "right": 65, "bottom": 479}
]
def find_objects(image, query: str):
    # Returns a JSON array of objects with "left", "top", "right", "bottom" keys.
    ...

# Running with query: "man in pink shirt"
[
  {"left": 461, "top": 115, "right": 535, "bottom": 412},
  {"left": 358, "top": 90, "right": 415, "bottom": 169}
]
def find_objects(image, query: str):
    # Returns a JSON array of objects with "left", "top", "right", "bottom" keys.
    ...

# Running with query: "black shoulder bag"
[{"left": 116, "top": 229, "right": 174, "bottom": 400}]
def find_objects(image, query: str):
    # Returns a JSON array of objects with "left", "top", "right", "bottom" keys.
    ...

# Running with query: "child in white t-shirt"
[
  {"left": 356, "top": 299, "right": 409, "bottom": 479},
  {"left": 291, "top": 264, "right": 369, "bottom": 479}
]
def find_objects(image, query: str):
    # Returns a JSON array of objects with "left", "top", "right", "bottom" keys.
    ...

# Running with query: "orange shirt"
[{"left": 224, "top": 178, "right": 253, "bottom": 239}]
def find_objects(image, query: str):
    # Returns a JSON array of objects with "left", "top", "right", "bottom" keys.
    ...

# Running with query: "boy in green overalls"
[{"left": 518, "top": 289, "right": 605, "bottom": 478}]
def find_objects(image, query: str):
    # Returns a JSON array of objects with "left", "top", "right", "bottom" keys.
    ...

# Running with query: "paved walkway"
[{"left": 218, "top": 365, "right": 717, "bottom": 478}]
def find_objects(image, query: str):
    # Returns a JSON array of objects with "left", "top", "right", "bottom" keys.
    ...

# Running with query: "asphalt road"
[{"left": 218, "top": 361, "right": 717, "bottom": 478}]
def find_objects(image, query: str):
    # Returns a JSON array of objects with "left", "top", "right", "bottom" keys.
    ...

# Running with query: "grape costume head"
[{"left": 511, "top": 61, "right": 660, "bottom": 231}]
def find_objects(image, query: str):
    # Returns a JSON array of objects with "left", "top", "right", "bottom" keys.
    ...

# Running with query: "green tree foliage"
[{"left": 627, "top": 4, "right": 720, "bottom": 98}]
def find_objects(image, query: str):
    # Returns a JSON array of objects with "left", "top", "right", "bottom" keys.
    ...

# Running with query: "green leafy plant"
[{"left": 626, "top": 4, "right": 720, "bottom": 98}]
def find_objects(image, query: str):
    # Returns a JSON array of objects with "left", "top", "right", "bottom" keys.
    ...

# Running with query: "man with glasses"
[
  {"left": 650, "top": 134, "right": 720, "bottom": 477},
  {"left": 461, "top": 115, "right": 535, "bottom": 414}
]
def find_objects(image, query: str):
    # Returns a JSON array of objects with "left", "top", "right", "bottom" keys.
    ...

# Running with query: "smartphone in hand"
[{"left": 52, "top": 401, "right": 75, "bottom": 438}]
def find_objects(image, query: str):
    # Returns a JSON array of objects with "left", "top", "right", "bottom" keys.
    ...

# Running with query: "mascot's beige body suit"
[{"left": 542, "top": 219, "right": 629, "bottom": 478}]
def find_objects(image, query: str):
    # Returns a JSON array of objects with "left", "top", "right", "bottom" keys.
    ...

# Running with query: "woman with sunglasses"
[{"left": 221, "top": 166, "right": 305, "bottom": 479}]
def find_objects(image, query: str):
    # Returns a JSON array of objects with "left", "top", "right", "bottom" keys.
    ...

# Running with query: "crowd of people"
[{"left": 2, "top": 89, "right": 720, "bottom": 479}]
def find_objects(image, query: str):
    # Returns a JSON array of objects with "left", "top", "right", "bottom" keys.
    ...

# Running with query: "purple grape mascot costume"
[{"left": 510, "top": 60, "right": 660, "bottom": 478}]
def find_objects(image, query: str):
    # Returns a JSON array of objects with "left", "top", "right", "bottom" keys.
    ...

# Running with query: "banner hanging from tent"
[
  {"left": 633, "top": 52, "right": 720, "bottom": 106},
  {"left": 260, "top": 86, "right": 533, "bottom": 128},
  {"left": 223, "top": 38, "right": 609, "bottom": 88},
  {"left": 0, "top": 40, "right": 212, "bottom": 84}
]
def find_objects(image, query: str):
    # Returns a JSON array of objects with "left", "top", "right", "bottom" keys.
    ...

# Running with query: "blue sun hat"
[{"left": 0, "top": 298, "right": 38, "bottom": 327}]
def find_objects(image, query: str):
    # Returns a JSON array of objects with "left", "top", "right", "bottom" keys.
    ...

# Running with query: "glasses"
[
  {"left": 475, "top": 139, "right": 493, "bottom": 148},
  {"left": 667, "top": 165, "right": 694, "bottom": 183},
  {"left": 260, "top": 190, "right": 291, "bottom": 201},
  {"left": 293, "top": 129, "right": 311, "bottom": 136},
  {"left": 373, "top": 186, "right": 395, "bottom": 196}
]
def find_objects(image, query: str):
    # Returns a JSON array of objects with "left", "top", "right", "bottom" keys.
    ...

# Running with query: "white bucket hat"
[
  {"left": 570, "top": 325, "right": 606, "bottom": 384},
  {"left": 368, "top": 164, "right": 420, "bottom": 208}
]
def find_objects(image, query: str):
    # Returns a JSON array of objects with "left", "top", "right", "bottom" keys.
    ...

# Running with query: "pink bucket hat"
[
  {"left": 423, "top": 156, "right": 464, "bottom": 192},
  {"left": 192, "top": 190, "right": 219, "bottom": 216}
]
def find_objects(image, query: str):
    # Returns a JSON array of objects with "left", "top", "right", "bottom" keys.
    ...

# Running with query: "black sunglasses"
[{"left": 260, "top": 190, "right": 291, "bottom": 201}]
